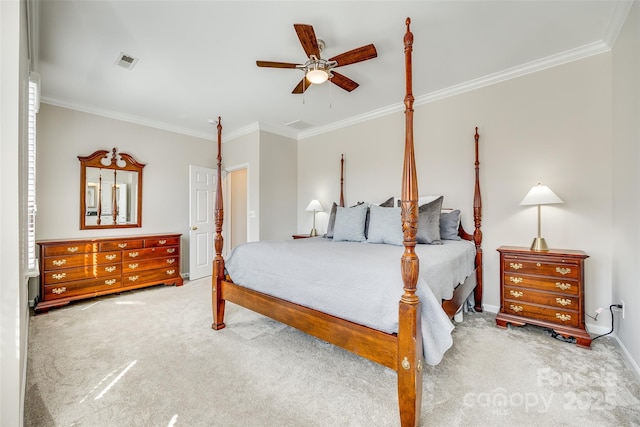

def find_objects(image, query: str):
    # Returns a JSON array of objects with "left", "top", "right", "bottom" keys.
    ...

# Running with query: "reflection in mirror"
[{"left": 79, "top": 148, "right": 145, "bottom": 229}]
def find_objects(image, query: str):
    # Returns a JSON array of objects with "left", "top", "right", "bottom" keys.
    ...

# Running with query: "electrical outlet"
[{"left": 621, "top": 300, "right": 625, "bottom": 319}]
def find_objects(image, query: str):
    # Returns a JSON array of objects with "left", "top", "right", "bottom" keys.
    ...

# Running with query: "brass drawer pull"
[
  {"left": 166, "top": 269, "right": 176, "bottom": 275},
  {"left": 509, "top": 276, "right": 523, "bottom": 284},
  {"left": 167, "top": 248, "right": 176, "bottom": 254},
  {"left": 52, "top": 259, "right": 67, "bottom": 266},
  {"left": 52, "top": 287, "right": 67, "bottom": 294},
  {"left": 556, "top": 298, "right": 572, "bottom": 306},
  {"left": 556, "top": 267, "right": 571, "bottom": 275},
  {"left": 509, "top": 262, "right": 522, "bottom": 270},
  {"left": 128, "top": 263, "right": 139, "bottom": 269},
  {"left": 66, "top": 246, "right": 79, "bottom": 253},
  {"left": 105, "top": 266, "right": 117, "bottom": 273},
  {"left": 128, "top": 252, "right": 139, "bottom": 258},
  {"left": 509, "top": 304, "right": 523, "bottom": 313},
  {"left": 128, "top": 276, "right": 139, "bottom": 282},
  {"left": 118, "top": 243, "right": 128, "bottom": 248},
  {"left": 556, "top": 282, "right": 572, "bottom": 291},
  {"left": 556, "top": 313, "right": 571, "bottom": 322},
  {"left": 509, "top": 290, "right": 523, "bottom": 298},
  {"left": 159, "top": 239, "right": 167, "bottom": 245},
  {"left": 166, "top": 259, "right": 176, "bottom": 264},
  {"left": 105, "top": 254, "right": 117, "bottom": 261},
  {"left": 52, "top": 273, "right": 66, "bottom": 280},
  {"left": 105, "top": 279, "right": 116, "bottom": 285}
]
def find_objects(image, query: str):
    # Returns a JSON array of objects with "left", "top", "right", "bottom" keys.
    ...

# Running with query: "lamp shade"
[
  {"left": 520, "top": 183, "right": 563, "bottom": 206},
  {"left": 306, "top": 69, "right": 329, "bottom": 84},
  {"left": 305, "top": 199, "right": 324, "bottom": 212}
]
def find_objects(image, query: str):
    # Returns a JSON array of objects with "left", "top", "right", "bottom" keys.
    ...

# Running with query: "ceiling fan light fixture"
[{"left": 306, "top": 68, "right": 329, "bottom": 84}]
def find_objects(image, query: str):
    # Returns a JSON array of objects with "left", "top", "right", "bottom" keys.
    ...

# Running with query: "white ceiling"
[{"left": 35, "top": 1, "right": 631, "bottom": 141}]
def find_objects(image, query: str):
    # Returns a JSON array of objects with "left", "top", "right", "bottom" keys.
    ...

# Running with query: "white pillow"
[
  {"left": 367, "top": 205, "right": 403, "bottom": 246},
  {"left": 333, "top": 203, "right": 368, "bottom": 242}
]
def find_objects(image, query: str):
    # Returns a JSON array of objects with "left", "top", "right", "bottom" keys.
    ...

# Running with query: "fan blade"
[
  {"left": 294, "top": 24, "right": 320, "bottom": 58},
  {"left": 292, "top": 77, "right": 312, "bottom": 94},
  {"left": 256, "top": 60, "right": 300, "bottom": 69},
  {"left": 330, "top": 72, "right": 359, "bottom": 92},
  {"left": 328, "top": 44, "right": 377, "bottom": 67}
]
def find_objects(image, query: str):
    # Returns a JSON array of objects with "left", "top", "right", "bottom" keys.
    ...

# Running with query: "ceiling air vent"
[
  {"left": 285, "top": 120, "right": 314, "bottom": 130},
  {"left": 115, "top": 52, "right": 139, "bottom": 70}
]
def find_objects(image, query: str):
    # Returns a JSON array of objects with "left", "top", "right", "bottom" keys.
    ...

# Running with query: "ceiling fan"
[{"left": 256, "top": 23, "right": 377, "bottom": 94}]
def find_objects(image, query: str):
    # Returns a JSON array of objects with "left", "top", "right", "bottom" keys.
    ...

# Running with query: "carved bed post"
[
  {"left": 340, "top": 154, "right": 345, "bottom": 207},
  {"left": 398, "top": 17, "right": 422, "bottom": 427},
  {"left": 212, "top": 117, "right": 226, "bottom": 330},
  {"left": 473, "top": 127, "right": 483, "bottom": 312}
]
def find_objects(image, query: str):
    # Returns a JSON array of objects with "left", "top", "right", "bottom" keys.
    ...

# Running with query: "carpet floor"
[{"left": 24, "top": 278, "right": 640, "bottom": 426}]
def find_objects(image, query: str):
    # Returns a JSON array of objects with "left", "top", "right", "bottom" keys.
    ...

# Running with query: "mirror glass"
[{"left": 79, "top": 148, "right": 145, "bottom": 229}]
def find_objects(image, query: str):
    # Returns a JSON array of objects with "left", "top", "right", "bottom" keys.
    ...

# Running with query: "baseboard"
[
  {"left": 615, "top": 336, "right": 640, "bottom": 384},
  {"left": 482, "top": 304, "right": 499, "bottom": 314}
]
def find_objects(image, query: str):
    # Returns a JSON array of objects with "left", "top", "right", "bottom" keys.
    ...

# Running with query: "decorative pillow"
[
  {"left": 324, "top": 202, "right": 338, "bottom": 238},
  {"left": 440, "top": 209, "right": 462, "bottom": 240},
  {"left": 332, "top": 203, "right": 368, "bottom": 242},
  {"left": 367, "top": 205, "right": 403, "bottom": 246},
  {"left": 396, "top": 195, "right": 441, "bottom": 207},
  {"left": 416, "top": 196, "right": 443, "bottom": 244},
  {"left": 379, "top": 197, "right": 395, "bottom": 207}
]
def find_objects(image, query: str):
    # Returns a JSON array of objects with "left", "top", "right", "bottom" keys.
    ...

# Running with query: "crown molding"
[{"left": 602, "top": 1, "right": 634, "bottom": 48}]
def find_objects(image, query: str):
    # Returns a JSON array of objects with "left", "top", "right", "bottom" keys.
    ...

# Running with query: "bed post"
[
  {"left": 340, "top": 154, "right": 345, "bottom": 207},
  {"left": 398, "top": 17, "right": 422, "bottom": 427},
  {"left": 473, "top": 127, "right": 483, "bottom": 312},
  {"left": 212, "top": 117, "right": 226, "bottom": 330}
]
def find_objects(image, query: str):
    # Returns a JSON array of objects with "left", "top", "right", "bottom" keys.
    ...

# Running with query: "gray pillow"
[
  {"left": 440, "top": 209, "right": 462, "bottom": 240},
  {"left": 417, "top": 196, "right": 443, "bottom": 244},
  {"left": 379, "top": 197, "right": 394, "bottom": 207},
  {"left": 333, "top": 203, "right": 368, "bottom": 242},
  {"left": 367, "top": 205, "right": 403, "bottom": 246},
  {"left": 324, "top": 202, "right": 338, "bottom": 238}
]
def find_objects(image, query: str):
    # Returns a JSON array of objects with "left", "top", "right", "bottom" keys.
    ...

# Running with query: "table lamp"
[
  {"left": 520, "top": 183, "right": 564, "bottom": 251},
  {"left": 305, "top": 199, "right": 324, "bottom": 237}
]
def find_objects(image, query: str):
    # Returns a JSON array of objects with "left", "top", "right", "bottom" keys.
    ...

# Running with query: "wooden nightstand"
[
  {"left": 495, "top": 246, "right": 591, "bottom": 348},
  {"left": 292, "top": 234, "right": 311, "bottom": 239}
]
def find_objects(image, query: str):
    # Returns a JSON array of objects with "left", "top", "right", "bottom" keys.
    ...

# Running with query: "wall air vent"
[
  {"left": 115, "top": 52, "right": 139, "bottom": 70},
  {"left": 285, "top": 120, "right": 314, "bottom": 130}
]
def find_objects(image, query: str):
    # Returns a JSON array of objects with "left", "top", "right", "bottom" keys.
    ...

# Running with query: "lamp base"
[
  {"left": 530, "top": 237, "right": 549, "bottom": 251},
  {"left": 310, "top": 228, "right": 318, "bottom": 237}
]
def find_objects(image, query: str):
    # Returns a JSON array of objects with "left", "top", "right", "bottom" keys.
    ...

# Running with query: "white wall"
[
  {"left": 36, "top": 104, "right": 216, "bottom": 276},
  {"left": 1, "top": 0, "right": 30, "bottom": 425},
  {"left": 612, "top": 2, "right": 640, "bottom": 378},
  {"left": 298, "top": 53, "right": 614, "bottom": 336}
]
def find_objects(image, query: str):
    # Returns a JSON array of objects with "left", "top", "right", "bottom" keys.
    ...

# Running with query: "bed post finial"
[
  {"left": 398, "top": 17, "right": 422, "bottom": 427},
  {"left": 212, "top": 116, "right": 226, "bottom": 330}
]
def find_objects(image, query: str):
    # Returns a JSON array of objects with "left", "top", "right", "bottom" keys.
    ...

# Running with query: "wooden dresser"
[
  {"left": 495, "top": 246, "right": 591, "bottom": 348},
  {"left": 36, "top": 233, "right": 183, "bottom": 312}
]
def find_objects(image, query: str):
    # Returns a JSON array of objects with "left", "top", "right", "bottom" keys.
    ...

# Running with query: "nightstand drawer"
[
  {"left": 504, "top": 285, "right": 580, "bottom": 310},
  {"left": 503, "top": 302, "right": 579, "bottom": 328},
  {"left": 502, "top": 257, "right": 579, "bottom": 279},
  {"left": 502, "top": 274, "right": 579, "bottom": 295}
]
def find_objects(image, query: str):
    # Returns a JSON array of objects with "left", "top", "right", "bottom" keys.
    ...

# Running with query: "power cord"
[{"left": 591, "top": 304, "right": 622, "bottom": 341}]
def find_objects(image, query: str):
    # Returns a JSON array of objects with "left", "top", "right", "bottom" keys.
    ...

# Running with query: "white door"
[{"left": 189, "top": 165, "right": 216, "bottom": 280}]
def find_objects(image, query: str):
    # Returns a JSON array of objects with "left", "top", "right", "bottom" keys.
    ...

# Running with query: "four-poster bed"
[{"left": 211, "top": 18, "right": 483, "bottom": 426}]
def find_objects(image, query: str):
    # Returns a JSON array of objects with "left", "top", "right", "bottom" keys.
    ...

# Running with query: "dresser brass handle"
[
  {"left": 166, "top": 259, "right": 175, "bottom": 264},
  {"left": 128, "top": 263, "right": 139, "bottom": 269},
  {"left": 105, "top": 266, "right": 117, "bottom": 273},
  {"left": 159, "top": 240, "right": 167, "bottom": 245},
  {"left": 129, "top": 276, "right": 139, "bottom": 282},
  {"left": 105, "top": 279, "right": 116, "bottom": 285},
  {"left": 52, "top": 287, "right": 67, "bottom": 294},
  {"left": 556, "top": 313, "right": 571, "bottom": 322},
  {"left": 105, "top": 254, "right": 117, "bottom": 261},
  {"left": 556, "top": 282, "right": 572, "bottom": 291},
  {"left": 401, "top": 357, "right": 410, "bottom": 370},
  {"left": 52, "top": 259, "right": 67, "bottom": 266},
  {"left": 118, "top": 243, "right": 128, "bottom": 248},
  {"left": 509, "top": 290, "right": 523, "bottom": 298},
  {"left": 128, "top": 252, "right": 139, "bottom": 258},
  {"left": 66, "top": 246, "right": 79, "bottom": 253},
  {"left": 556, "top": 267, "right": 571, "bottom": 275},
  {"left": 509, "top": 304, "right": 523, "bottom": 313},
  {"left": 556, "top": 298, "right": 572, "bottom": 306},
  {"left": 509, "top": 263, "right": 522, "bottom": 270},
  {"left": 509, "top": 277, "right": 523, "bottom": 284},
  {"left": 166, "top": 269, "right": 176, "bottom": 275},
  {"left": 167, "top": 248, "right": 176, "bottom": 254},
  {"left": 52, "top": 273, "right": 66, "bottom": 280}
]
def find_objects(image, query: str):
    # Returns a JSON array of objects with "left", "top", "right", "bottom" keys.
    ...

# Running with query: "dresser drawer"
[
  {"left": 145, "top": 236, "right": 180, "bottom": 248},
  {"left": 123, "top": 256, "right": 179, "bottom": 273},
  {"left": 504, "top": 285, "right": 579, "bottom": 311},
  {"left": 43, "top": 264, "right": 121, "bottom": 285},
  {"left": 43, "top": 276, "right": 121, "bottom": 300},
  {"left": 44, "top": 251, "right": 121, "bottom": 270},
  {"left": 503, "top": 301, "right": 580, "bottom": 328},
  {"left": 503, "top": 257, "right": 579, "bottom": 279},
  {"left": 43, "top": 243, "right": 97, "bottom": 257},
  {"left": 99, "top": 239, "right": 144, "bottom": 251},
  {"left": 123, "top": 267, "right": 180, "bottom": 286},
  {"left": 502, "top": 273, "right": 579, "bottom": 295},
  {"left": 123, "top": 246, "right": 179, "bottom": 261}
]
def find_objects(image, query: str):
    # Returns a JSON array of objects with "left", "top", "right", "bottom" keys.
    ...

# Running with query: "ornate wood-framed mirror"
[{"left": 79, "top": 148, "right": 145, "bottom": 229}]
